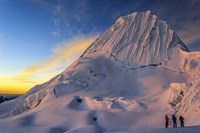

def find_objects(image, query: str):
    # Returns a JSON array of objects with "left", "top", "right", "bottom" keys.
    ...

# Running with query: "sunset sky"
[{"left": 0, "top": 0, "right": 200, "bottom": 94}]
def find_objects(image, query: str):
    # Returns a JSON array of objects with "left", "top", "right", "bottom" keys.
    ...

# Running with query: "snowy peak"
[
  {"left": 84, "top": 11, "right": 189, "bottom": 67},
  {"left": 1, "top": 11, "right": 200, "bottom": 132}
]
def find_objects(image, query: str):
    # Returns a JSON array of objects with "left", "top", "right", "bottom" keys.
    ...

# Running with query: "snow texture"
[{"left": 0, "top": 11, "right": 200, "bottom": 133}]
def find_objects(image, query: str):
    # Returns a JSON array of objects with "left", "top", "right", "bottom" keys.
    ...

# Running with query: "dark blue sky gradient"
[{"left": 0, "top": 0, "right": 200, "bottom": 75}]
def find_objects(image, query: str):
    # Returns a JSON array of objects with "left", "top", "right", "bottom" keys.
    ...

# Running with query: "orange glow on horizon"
[
  {"left": 0, "top": 74, "right": 53, "bottom": 94},
  {"left": 0, "top": 35, "right": 98, "bottom": 94},
  {"left": 0, "top": 75, "right": 43, "bottom": 94},
  {"left": 0, "top": 81, "right": 32, "bottom": 94}
]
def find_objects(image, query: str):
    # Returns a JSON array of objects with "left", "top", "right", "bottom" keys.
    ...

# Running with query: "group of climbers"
[{"left": 165, "top": 114, "right": 184, "bottom": 128}]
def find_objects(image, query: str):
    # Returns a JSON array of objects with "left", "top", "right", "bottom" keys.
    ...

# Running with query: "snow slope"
[
  {"left": 0, "top": 11, "right": 200, "bottom": 133},
  {"left": 84, "top": 11, "right": 189, "bottom": 70}
]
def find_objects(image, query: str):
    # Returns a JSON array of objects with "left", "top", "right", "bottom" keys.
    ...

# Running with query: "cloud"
[
  {"left": 51, "top": 31, "right": 60, "bottom": 37},
  {"left": 32, "top": 0, "right": 64, "bottom": 36},
  {"left": 31, "top": 0, "right": 60, "bottom": 14},
  {"left": 11, "top": 34, "right": 99, "bottom": 85},
  {"left": 32, "top": 0, "right": 91, "bottom": 37}
]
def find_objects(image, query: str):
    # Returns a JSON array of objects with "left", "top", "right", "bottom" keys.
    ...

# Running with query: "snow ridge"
[{"left": 83, "top": 11, "right": 189, "bottom": 68}]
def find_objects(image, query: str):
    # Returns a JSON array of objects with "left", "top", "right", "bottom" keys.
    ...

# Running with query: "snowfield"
[{"left": 0, "top": 11, "right": 200, "bottom": 133}]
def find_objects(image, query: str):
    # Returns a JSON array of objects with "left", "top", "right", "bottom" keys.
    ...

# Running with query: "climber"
[
  {"left": 172, "top": 114, "right": 177, "bottom": 127},
  {"left": 179, "top": 115, "right": 184, "bottom": 127},
  {"left": 180, "top": 90, "right": 184, "bottom": 96},
  {"left": 165, "top": 115, "right": 169, "bottom": 128}
]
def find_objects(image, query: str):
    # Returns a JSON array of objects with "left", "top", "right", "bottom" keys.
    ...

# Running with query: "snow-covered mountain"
[
  {"left": 84, "top": 11, "right": 189, "bottom": 68},
  {"left": 0, "top": 11, "right": 200, "bottom": 133}
]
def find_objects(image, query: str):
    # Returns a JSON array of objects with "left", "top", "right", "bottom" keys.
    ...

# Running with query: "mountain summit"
[
  {"left": 83, "top": 11, "right": 189, "bottom": 67},
  {"left": 0, "top": 11, "right": 200, "bottom": 133}
]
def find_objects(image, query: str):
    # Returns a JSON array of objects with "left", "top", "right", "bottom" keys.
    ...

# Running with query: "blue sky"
[{"left": 0, "top": 0, "right": 200, "bottom": 94}]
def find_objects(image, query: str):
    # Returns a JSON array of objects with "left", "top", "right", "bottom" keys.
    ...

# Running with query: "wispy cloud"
[
  {"left": 51, "top": 31, "right": 60, "bottom": 37},
  {"left": 11, "top": 34, "right": 99, "bottom": 85},
  {"left": 32, "top": 0, "right": 91, "bottom": 37}
]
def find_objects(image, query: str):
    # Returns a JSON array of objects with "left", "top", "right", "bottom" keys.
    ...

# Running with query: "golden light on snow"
[{"left": 0, "top": 35, "right": 98, "bottom": 94}]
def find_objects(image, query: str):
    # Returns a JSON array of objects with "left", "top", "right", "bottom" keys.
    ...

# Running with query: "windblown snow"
[{"left": 0, "top": 11, "right": 200, "bottom": 133}]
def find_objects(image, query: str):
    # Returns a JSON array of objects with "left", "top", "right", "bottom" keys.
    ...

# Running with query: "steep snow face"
[
  {"left": 177, "top": 52, "right": 200, "bottom": 124},
  {"left": 84, "top": 11, "right": 189, "bottom": 68}
]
